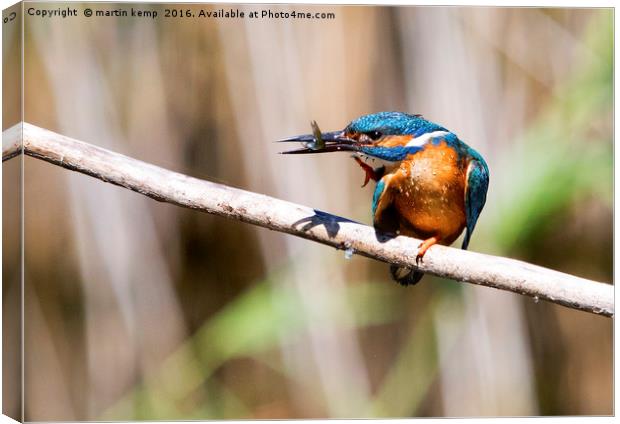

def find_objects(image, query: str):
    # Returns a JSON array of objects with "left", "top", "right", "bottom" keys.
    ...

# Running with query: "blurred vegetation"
[{"left": 8, "top": 4, "right": 612, "bottom": 420}]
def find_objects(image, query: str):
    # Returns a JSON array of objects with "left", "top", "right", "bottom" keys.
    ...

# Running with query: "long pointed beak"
[{"left": 277, "top": 130, "right": 358, "bottom": 154}]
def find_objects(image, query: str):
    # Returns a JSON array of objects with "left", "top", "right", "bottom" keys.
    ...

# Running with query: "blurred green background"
[{"left": 3, "top": 3, "right": 613, "bottom": 420}]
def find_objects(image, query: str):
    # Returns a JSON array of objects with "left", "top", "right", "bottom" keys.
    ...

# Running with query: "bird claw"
[
  {"left": 354, "top": 157, "right": 377, "bottom": 187},
  {"left": 416, "top": 236, "right": 439, "bottom": 264},
  {"left": 361, "top": 172, "right": 371, "bottom": 188}
]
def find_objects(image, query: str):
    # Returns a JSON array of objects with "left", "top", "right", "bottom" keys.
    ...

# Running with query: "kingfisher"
[{"left": 279, "top": 111, "right": 489, "bottom": 286}]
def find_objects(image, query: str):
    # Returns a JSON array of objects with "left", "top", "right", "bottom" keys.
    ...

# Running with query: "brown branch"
[{"left": 2, "top": 122, "right": 613, "bottom": 317}]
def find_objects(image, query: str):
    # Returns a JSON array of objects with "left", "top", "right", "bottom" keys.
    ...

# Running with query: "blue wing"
[
  {"left": 371, "top": 176, "right": 399, "bottom": 234},
  {"left": 462, "top": 159, "right": 489, "bottom": 250},
  {"left": 372, "top": 179, "right": 386, "bottom": 218}
]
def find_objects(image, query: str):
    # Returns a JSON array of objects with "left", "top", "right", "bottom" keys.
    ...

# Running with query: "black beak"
[{"left": 277, "top": 130, "right": 358, "bottom": 154}]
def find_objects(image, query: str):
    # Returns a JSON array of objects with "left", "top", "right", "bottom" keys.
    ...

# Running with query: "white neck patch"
[
  {"left": 405, "top": 130, "right": 449, "bottom": 147},
  {"left": 355, "top": 153, "right": 399, "bottom": 168}
]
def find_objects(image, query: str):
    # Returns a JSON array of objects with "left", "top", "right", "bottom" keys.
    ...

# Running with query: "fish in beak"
[{"left": 277, "top": 121, "right": 358, "bottom": 154}]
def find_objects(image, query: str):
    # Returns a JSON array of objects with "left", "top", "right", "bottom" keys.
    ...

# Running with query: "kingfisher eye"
[{"left": 366, "top": 130, "right": 383, "bottom": 140}]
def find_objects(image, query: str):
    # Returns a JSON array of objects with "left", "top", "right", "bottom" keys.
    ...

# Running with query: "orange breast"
[{"left": 389, "top": 141, "right": 467, "bottom": 244}]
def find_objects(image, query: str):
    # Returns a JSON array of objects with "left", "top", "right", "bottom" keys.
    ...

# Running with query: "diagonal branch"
[{"left": 3, "top": 122, "right": 613, "bottom": 317}]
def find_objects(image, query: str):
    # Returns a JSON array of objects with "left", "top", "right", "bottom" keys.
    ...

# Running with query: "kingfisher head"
[
  {"left": 279, "top": 112, "right": 449, "bottom": 162},
  {"left": 346, "top": 111, "right": 446, "bottom": 139}
]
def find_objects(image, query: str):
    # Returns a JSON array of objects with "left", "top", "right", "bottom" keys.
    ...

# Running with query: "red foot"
[
  {"left": 416, "top": 236, "right": 439, "bottom": 264},
  {"left": 354, "top": 157, "right": 380, "bottom": 187}
]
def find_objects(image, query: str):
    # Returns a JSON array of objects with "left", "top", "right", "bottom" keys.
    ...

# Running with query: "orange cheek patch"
[
  {"left": 377, "top": 135, "right": 414, "bottom": 147},
  {"left": 345, "top": 131, "right": 362, "bottom": 142}
]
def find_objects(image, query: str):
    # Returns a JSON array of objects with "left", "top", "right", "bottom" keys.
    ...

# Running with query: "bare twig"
[
  {"left": 2, "top": 123, "right": 22, "bottom": 161},
  {"left": 3, "top": 122, "right": 613, "bottom": 317}
]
